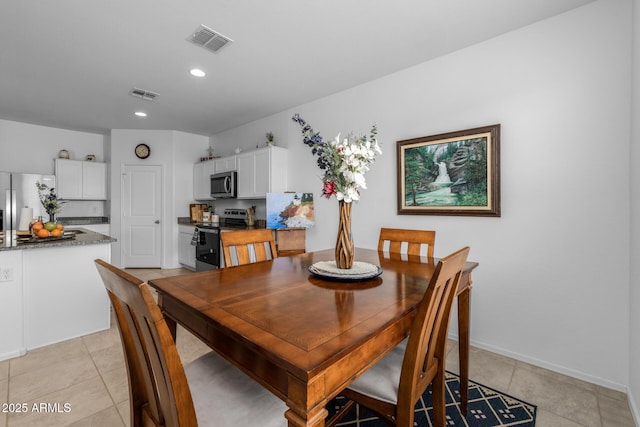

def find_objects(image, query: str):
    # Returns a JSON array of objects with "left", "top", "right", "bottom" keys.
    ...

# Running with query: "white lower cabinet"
[
  {"left": 178, "top": 225, "right": 196, "bottom": 270},
  {"left": 0, "top": 250, "right": 24, "bottom": 360},
  {"left": 24, "top": 244, "right": 111, "bottom": 351}
]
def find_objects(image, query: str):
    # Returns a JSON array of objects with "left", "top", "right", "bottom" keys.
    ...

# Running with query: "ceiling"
[{"left": 0, "top": 0, "right": 595, "bottom": 137}]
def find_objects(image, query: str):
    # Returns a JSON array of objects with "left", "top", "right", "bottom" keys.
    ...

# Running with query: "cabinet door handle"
[{"left": 155, "top": 220, "right": 160, "bottom": 224}]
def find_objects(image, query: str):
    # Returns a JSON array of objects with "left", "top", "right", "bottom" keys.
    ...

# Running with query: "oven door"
[{"left": 195, "top": 228, "right": 220, "bottom": 271}]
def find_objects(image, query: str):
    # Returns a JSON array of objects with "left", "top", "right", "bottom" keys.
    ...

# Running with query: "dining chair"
[
  {"left": 377, "top": 227, "right": 436, "bottom": 258},
  {"left": 328, "top": 246, "right": 470, "bottom": 427},
  {"left": 94, "top": 259, "right": 286, "bottom": 427},
  {"left": 220, "top": 228, "right": 278, "bottom": 266}
]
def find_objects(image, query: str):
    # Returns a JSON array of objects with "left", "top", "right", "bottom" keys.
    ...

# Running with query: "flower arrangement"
[
  {"left": 292, "top": 114, "right": 381, "bottom": 203},
  {"left": 36, "top": 182, "right": 65, "bottom": 219}
]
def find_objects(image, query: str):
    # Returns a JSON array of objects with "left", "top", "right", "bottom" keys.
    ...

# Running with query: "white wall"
[
  {"left": 109, "top": 129, "right": 208, "bottom": 268},
  {"left": 629, "top": 0, "right": 640, "bottom": 421},
  {"left": 213, "top": 0, "right": 633, "bottom": 393},
  {"left": 0, "top": 119, "right": 105, "bottom": 174}
]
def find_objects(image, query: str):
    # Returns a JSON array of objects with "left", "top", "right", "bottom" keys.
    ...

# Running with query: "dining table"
[{"left": 149, "top": 247, "right": 478, "bottom": 427}]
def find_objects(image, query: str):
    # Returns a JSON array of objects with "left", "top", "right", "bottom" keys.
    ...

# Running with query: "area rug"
[{"left": 326, "top": 371, "right": 536, "bottom": 426}]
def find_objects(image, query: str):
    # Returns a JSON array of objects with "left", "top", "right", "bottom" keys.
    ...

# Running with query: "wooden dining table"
[{"left": 149, "top": 248, "right": 478, "bottom": 426}]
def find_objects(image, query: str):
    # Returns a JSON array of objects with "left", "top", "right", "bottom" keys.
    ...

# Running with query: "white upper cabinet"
[
  {"left": 82, "top": 162, "right": 107, "bottom": 199},
  {"left": 55, "top": 159, "right": 107, "bottom": 200},
  {"left": 214, "top": 156, "right": 236, "bottom": 173},
  {"left": 237, "top": 146, "right": 287, "bottom": 199},
  {"left": 193, "top": 159, "right": 215, "bottom": 200}
]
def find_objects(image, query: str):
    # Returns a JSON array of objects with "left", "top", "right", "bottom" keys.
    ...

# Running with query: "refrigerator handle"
[{"left": 10, "top": 189, "right": 16, "bottom": 231}]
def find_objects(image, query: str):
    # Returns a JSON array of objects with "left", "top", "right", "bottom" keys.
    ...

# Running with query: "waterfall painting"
[{"left": 397, "top": 124, "right": 501, "bottom": 217}]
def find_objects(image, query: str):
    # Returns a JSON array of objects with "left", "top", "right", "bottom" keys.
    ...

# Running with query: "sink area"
[{"left": 63, "top": 229, "right": 85, "bottom": 236}]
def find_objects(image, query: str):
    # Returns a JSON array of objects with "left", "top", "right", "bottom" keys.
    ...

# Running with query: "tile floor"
[{"left": 0, "top": 267, "right": 636, "bottom": 427}]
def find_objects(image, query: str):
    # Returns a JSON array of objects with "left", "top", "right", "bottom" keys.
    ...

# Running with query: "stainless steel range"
[
  {"left": 221, "top": 208, "right": 248, "bottom": 227},
  {"left": 194, "top": 225, "right": 220, "bottom": 271},
  {"left": 193, "top": 208, "right": 248, "bottom": 271}
]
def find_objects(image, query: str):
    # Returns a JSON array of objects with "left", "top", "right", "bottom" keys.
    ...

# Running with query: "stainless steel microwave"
[{"left": 210, "top": 171, "right": 237, "bottom": 198}]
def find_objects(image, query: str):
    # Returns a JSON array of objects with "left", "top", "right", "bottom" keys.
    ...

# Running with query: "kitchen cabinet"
[
  {"left": 178, "top": 225, "right": 196, "bottom": 270},
  {"left": 0, "top": 240, "right": 111, "bottom": 360},
  {"left": 237, "top": 147, "right": 287, "bottom": 199},
  {"left": 0, "top": 250, "right": 24, "bottom": 360},
  {"left": 55, "top": 159, "right": 107, "bottom": 200},
  {"left": 193, "top": 160, "right": 215, "bottom": 200},
  {"left": 214, "top": 156, "right": 236, "bottom": 173}
]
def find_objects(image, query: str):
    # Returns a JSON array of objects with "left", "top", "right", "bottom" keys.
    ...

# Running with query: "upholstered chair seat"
[{"left": 186, "top": 352, "right": 286, "bottom": 427}]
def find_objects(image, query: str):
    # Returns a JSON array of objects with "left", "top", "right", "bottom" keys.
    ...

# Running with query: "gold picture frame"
[{"left": 397, "top": 124, "right": 500, "bottom": 217}]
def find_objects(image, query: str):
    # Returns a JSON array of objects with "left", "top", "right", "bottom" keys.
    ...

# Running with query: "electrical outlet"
[{"left": 0, "top": 267, "right": 13, "bottom": 282}]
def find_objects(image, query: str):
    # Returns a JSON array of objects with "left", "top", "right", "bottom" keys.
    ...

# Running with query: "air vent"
[
  {"left": 188, "top": 25, "right": 233, "bottom": 53},
  {"left": 130, "top": 88, "right": 159, "bottom": 101}
]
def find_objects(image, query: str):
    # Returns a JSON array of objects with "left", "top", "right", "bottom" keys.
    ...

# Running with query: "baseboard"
[
  {"left": 0, "top": 347, "right": 26, "bottom": 362},
  {"left": 627, "top": 389, "right": 640, "bottom": 427},
  {"left": 448, "top": 332, "right": 628, "bottom": 392}
]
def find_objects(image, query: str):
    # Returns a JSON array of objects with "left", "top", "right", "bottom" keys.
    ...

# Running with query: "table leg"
[
  {"left": 284, "top": 375, "right": 329, "bottom": 427},
  {"left": 457, "top": 286, "right": 471, "bottom": 415},
  {"left": 157, "top": 293, "right": 177, "bottom": 341}
]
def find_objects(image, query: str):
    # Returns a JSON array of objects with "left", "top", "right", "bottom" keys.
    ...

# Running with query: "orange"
[
  {"left": 32, "top": 222, "right": 44, "bottom": 231},
  {"left": 56, "top": 223, "right": 64, "bottom": 230},
  {"left": 51, "top": 229, "right": 62, "bottom": 237},
  {"left": 36, "top": 228, "right": 50, "bottom": 238}
]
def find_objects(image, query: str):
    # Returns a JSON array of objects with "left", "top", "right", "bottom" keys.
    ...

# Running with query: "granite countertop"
[
  {"left": 177, "top": 217, "right": 266, "bottom": 230},
  {"left": 0, "top": 227, "right": 116, "bottom": 251}
]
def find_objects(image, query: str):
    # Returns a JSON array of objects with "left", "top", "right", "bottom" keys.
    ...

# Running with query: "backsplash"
[
  {"left": 204, "top": 199, "right": 266, "bottom": 220},
  {"left": 58, "top": 200, "right": 106, "bottom": 217}
]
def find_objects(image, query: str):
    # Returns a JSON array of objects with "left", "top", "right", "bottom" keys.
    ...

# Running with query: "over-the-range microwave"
[{"left": 210, "top": 171, "right": 237, "bottom": 198}]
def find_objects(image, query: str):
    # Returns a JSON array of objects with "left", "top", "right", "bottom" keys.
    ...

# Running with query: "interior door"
[{"left": 122, "top": 165, "right": 162, "bottom": 267}]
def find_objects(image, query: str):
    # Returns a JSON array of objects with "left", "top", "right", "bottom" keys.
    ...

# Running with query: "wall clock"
[{"left": 135, "top": 143, "right": 150, "bottom": 159}]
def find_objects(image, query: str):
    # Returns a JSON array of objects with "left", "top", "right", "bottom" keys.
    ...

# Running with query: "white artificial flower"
[
  {"left": 353, "top": 172, "right": 366, "bottom": 188},
  {"left": 346, "top": 187, "right": 360, "bottom": 201}
]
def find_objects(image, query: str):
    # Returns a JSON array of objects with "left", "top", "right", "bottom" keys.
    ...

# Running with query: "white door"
[{"left": 122, "top": 165, "right": 162, "bottom": 267}]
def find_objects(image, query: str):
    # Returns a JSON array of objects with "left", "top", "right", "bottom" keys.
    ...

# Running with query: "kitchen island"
[{"left": 0, "top": 228, "right": 116, "bottom": 361}]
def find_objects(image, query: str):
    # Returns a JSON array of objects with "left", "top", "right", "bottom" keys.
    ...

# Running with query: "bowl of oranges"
[{"left": 31, "top": 221, "right": 65, "bottom": 238}]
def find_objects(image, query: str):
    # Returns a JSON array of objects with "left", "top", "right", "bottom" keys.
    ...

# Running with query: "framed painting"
[
  {"left": 397, "top": 124, "right": 500, "bottom": 217},
  {"left": 266, "top": 192, "right": 315, "bottom": 229}
]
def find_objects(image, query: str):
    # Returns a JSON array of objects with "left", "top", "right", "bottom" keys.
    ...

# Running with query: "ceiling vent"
[
  {"left": 188, "top": 25, "right": 233, "bottom": 53},
  {"left": 130, "top": 88, "right": 159, "bottom": 101}
]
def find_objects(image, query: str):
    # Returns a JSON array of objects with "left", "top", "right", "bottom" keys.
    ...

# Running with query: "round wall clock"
[{"left": 135, "top": 143, "right": 150, "bottom": 159}]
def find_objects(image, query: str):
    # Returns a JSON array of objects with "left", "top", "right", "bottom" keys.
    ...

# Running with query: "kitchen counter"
[
  {"left": 177, "top": 216, "right": 266, "bottom": 230},
  {"left": 0, "top": 228, "right": 116, "bottom": 251},
  {"left": 0, "top": 227, "right": 113, "bottom": 360}
]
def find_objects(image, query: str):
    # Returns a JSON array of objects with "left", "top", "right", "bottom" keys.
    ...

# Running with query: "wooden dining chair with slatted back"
[
  {"left": 94, "top": 259, "right": 286, "bottom": 427},
  {"left": 220, "top": 228, "right": 278, "bottom": 267},
  {"left": 377, "top": 227, "right": 436, "bottom": 259},
  {"left": 328, "top": 246, "right": 470, "bottom": 427}
]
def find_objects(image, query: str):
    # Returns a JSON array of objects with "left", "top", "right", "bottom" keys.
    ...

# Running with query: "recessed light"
[
  {"left": 134, "top": 111, "right": 147, "bottom": 117},
  {"left": 190, "top": 68, "right": 206, "bottom": 77}
]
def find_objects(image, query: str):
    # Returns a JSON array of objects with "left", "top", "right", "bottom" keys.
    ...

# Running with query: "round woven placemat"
[{"left": 311, "top": 261, "right": 379, "bottom": 276}]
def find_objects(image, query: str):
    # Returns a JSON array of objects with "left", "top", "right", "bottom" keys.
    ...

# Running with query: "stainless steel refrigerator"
[{"left": 1, "top": 172, "right": 56, "bottom": 233}]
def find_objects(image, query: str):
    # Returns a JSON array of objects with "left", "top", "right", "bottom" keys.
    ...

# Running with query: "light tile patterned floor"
[{"left": 0, "top": 267, "right": 635, "bottom": 426}]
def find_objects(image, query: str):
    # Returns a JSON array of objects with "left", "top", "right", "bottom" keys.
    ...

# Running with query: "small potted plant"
[{"left": 266, "top": 132, "right": 275, "bottom": 147}]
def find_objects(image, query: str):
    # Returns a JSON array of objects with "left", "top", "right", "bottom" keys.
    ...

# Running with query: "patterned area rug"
[{"left": 327, "top": 371, "right": 536, "bottom": 426}]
